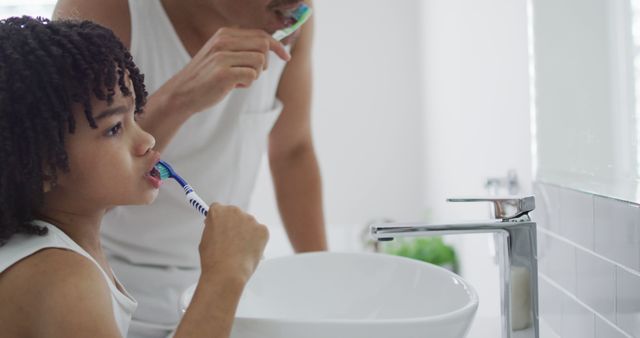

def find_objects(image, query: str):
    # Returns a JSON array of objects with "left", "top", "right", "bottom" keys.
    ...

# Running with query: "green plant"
[{"left": 383, "top": 236, "right": 459, "bottom": 273}]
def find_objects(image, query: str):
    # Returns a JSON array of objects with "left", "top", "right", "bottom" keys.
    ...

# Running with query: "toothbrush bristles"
[
  {"left": 154, "top": 162, "right": 172, "bottom": 180},
  {"left": 292, "top": 3, "right": 309, "bottom": 20}
]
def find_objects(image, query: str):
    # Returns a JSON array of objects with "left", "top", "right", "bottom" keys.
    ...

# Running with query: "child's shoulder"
[
  {"left": 0, "top": 248, "right": 114, "bottom": 336},
  {"left": 0, "top": 247, "right": 112, "bottom": 305},
  {"left": 4, "top": 246, "right": 107, "bottom": 283}
]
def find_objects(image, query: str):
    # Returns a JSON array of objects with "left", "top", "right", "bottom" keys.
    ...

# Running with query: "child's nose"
[{"left": 135, "top": 129, "right": 156, "bottom": 156}]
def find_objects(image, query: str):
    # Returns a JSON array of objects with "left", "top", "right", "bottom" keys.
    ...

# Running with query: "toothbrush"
[
  {"left": 154, "top": 160, "right": 209, "bottom": 216},
  {"left": 272, "top": 3, "right": 313, "bottom": 41}
]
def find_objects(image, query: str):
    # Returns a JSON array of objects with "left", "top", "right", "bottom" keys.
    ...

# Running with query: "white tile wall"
[
  {"left": 617, "top": 267, "right": 640, "bottom": 337},
  {"left": 532, "top": 183, "right": 562, "bottom": 233},
  {"left": 594, "top": 197, "right": 640, "bottom": 272},
  {"left": 595, "top": 316, "right": 632, "bottom": 338},
  {"left": 576, "top": 249, "right": 616, "bottom": 322},
  {"left": 562, "top": 295, "right": 595, "bottom": 338},
  {"left": 535, "top": 182, "right": 640, "bottom": 337},
  {"left": 559, "top": 189, "right": 595, "bottom": 250},
  {"left": 539, "top": 232, "right": 577, "bottom": 294},
  {"left": 539, "top": 277, "right": 564, "bottom": 334}
]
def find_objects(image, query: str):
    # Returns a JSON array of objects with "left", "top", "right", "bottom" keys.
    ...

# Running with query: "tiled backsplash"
[{"left": 533, "top": 182, "right": 640, "bottom": 337}]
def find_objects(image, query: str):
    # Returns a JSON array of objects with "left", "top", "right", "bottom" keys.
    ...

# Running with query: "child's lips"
[
  {"left": 146, "top": 172, "right": 162, "bottom": 189},
  {"left": 144, "top": 152, "right": 162, "bottom": 188}
]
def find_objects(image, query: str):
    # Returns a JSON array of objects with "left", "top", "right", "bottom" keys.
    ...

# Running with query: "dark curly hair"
[{"left": 0, "top": 16, "right": 147, "bottom": 245}]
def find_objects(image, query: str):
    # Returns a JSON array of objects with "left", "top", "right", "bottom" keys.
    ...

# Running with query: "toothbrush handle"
[
  {"left": 272, "top": 30, "right": 287, "bottom": 41},
  {"left": 183, "top": 185, "right": 209, "bottom": 216}
]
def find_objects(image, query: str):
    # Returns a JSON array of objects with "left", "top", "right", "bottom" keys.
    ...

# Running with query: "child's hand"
[{"left": 198, "top": 203, "right": 269, "bottom": 283}]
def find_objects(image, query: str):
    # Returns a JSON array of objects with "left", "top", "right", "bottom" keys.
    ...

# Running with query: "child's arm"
[
  {"left": 173, "top": 271, "right": 246, "bottom": 338},
  {"left": 0, "top": 248, "right": 123, "bottom": 338},
  {"left": 173, "top": 204, "right": 269, "bottom": 338},
  {"left": 0, "top": 204, "right": 268, "bottom": 338}
]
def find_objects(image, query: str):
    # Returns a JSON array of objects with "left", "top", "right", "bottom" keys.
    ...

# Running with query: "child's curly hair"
[{"left": 0, "top": 16, "right": 148, "bottom": 245}]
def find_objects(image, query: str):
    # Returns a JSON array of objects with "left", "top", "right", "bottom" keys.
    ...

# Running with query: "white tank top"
[
  {"left": 0, "top": 221, "right": 137, "bottom": 336},
  {"left": 102, "top": 0, "right": 287, "bottom": 267}
]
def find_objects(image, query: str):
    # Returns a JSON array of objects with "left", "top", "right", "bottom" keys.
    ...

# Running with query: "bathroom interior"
[{"left": 4, "top": 0, "right": 640, "bottom": 337}]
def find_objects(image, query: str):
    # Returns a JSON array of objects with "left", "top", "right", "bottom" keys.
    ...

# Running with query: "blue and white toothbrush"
[{"left": 154, "top": 160, "right": 209, "bottom": 216}]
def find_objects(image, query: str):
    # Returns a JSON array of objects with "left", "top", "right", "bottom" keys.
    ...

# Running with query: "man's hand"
[{"left": 163, "top": 28, "right": 291, "bottom": 116}]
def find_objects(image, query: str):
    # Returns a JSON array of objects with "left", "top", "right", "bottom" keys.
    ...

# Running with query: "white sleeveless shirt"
[
  {"left": 101, "top": 0, "right": 287, "bottom": 268},
  {"left": 0, "top": 221, "right": 137, "bottom": 337}
]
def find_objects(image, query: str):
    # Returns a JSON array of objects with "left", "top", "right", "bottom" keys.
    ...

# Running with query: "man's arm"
[
  {"left": 269, "top": 14, "right": 327, "bottom": 252},
  {"left": 53, "top": 0, "right": 132, "bottom": 47},
  {"left": 53, "top": 0, "right": 290, "bottom": 152}
]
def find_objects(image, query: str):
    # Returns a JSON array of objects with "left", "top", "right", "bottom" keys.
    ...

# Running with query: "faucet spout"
[
  {"left": 371, "top": 198, "right": 539, "bottom": 338},
  {"left": 372, "top": 218, "right": 514, "bottom": 241}
]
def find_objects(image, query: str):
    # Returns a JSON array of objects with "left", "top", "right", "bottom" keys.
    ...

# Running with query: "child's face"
[{"left": 52, "top": 84, "right": 160, "bottom": 209}]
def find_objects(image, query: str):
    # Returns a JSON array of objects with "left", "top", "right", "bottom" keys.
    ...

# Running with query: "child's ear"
[
  {"left": 43, "top": 179, "right": 52, "bottom": 193},
  {"left": 42, "top": 175, "right": 53, "bottom": 193},
  {"left": 42, "top": 168, "right": 56, "bottom": 193}
]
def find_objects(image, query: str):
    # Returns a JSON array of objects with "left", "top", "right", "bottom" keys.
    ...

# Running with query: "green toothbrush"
[{"left": 272, "top": 3, "right": 313, "bottom": 41}]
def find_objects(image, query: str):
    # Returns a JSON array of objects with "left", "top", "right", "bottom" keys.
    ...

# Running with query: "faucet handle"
[{"left": 446, "top": 196, "right": 535, "bottom": 220}]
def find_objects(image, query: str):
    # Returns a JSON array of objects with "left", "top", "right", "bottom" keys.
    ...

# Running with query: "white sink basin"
[{"left": 180, "top": 252, "right": 478, "bottom": 338}]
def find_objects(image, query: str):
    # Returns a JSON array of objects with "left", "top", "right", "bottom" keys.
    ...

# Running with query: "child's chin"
[{"left": 133, "top": 190, "right": 160, "bottom": 205}]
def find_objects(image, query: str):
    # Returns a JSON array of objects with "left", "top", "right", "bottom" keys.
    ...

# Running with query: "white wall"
[
  {"left": 420, "top": 1, "right": 531, "bottom": 336},
  {"left": 250, "top": 0, "right": 427, "bottom": 255},
  {"left": 0, "top": 0, "right": 55, "bottom": 18},
  {"left": 252, "top": 2, "right": 533, "bottom": 335},
  {"left": 421, "top": 0, "right": 532, "bottom": 221}
]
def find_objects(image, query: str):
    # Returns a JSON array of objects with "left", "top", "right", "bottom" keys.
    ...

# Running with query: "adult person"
[{"left": 53, "top": 0, "right": 327, "bottom": 337}]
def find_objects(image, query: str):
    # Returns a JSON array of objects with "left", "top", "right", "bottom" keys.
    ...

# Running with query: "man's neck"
[{"left": 161, "top": 0, "right": 227, "bottom": 54}]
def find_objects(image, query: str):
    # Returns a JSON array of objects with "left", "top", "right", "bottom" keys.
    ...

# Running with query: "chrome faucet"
[{"left": 370, "top": 196, "right": 538, "bottom": 338}]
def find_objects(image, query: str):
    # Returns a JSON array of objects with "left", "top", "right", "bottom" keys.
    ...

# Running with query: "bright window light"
[{"left": 0, "top": 0, "right": 57, "bottom": 19}]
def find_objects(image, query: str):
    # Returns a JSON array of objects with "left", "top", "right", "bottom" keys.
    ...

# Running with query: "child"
[{"left": 0, "top": 16, "right": 268, "bottom": 338}]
